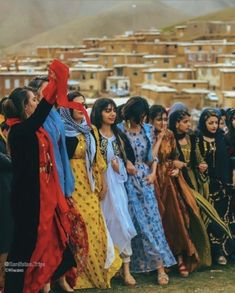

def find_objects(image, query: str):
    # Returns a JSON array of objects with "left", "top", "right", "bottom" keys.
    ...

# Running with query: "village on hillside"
[{"left": 1, "top": 20, "right": 235, "bottom": 109}]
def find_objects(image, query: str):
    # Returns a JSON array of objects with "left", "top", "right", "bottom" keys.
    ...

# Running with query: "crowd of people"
[{"left": 0, "top": 60, "right": 234, "bottom": 293}]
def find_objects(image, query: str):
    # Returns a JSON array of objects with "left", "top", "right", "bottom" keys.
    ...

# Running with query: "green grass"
[{"left": 54, "top": 263, "right": 235, "bottom": 293}]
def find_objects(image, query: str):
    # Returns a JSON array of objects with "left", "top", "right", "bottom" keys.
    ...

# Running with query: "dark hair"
[
  {"left": 116, "top": 104, "right": 125, "bottom": 124},
  {"left": 198, "top": 108, "right": 220, "bottom": 135},
  {"left": 67, "top": 91, "right": 85, "bottom": 102},
  {"left": 0, "top": 97, "right": 8, "bottom": 115},
  {"left": 90, "top": 98, "right": 117, "bottom": 129},
  {"left": 122, "top": 96, "right": 149, "bottom": 124},
  {"left": 149, "top": 105, "right": 167, "bottom": 121},
  {"left": 91, "top": 98, "right": 127, "bottom": 162},
  {"left": 220, "top": 108, "right": 226, "bottom": 117},
  {"left": 2, "top": 87, "right": 31, "bottom": 120},
  {"left": 225, "top": 108, "right": 235, "bottom": 145},
  {"left": 67, "top": 90, "right": 87, "bottom": 117},
  {"left": 28, "top": 76, "right": 49, "bottom": 92},
  {"left": 168, "top": 110, "right": 191, "bottom": 134}
]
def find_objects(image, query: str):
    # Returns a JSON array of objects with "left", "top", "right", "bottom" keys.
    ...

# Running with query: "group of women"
[{"left": 0, "top": 60, "right": 235, "bottom": 293}]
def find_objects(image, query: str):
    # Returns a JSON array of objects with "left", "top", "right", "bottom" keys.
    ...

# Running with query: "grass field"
[{"left": 53, "top": 263, "right": 235, "bottom": 293}]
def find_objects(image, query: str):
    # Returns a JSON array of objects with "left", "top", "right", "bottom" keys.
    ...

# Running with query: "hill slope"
[{"left": 2, "top": 0, "right": 190, "bottom": 55}]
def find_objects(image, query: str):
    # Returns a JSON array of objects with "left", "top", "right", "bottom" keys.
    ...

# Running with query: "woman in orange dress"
[{"left": 150, "top": 105, "right": 211, "bottom": 277}]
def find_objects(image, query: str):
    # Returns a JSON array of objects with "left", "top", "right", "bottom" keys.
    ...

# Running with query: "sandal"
[
  {"left": 123, "top": 274, "right": 137, "bottom": 287},
  {"left": 157, "top": 272, "right": 169, "bottom": 286},
  {"left": 178, "top": 262, "right": 189, "bottom": 278},
  {"left": 120, "top": 271, "right": 137, "bottom": 287}
]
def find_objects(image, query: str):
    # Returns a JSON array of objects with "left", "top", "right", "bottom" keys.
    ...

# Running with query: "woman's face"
[
  {"left": 101, "top": 104, "right": 117, "bottom": 126},
  {"left": 205, "top": 116, "right": 219, "bottom": 134},
  {"left": 24, "top": 91, "right": 38, "bottom": 117},
  {"left": 176, "top": 115, "right": 191, "bottom": 134},
  {"left": 219, "top": 115, "right": 226, "bottom": 130},
  {"left": 152, "top": 112, "right": 168, "bottom": 132},
  {"left": 72, "top": 96, "right": 86, "bottom": 122},
  {"left": 232, "top": 116, "right": 235, "bottom": 129}
]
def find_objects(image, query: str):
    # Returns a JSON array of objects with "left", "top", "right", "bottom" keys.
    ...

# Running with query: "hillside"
[
  {"left": 0, "top": 0, "right": 122, "bottom": 49},
  {"left": 193, "top": 5, "right": 235, "bottom": 22},
  {"left": 165, "top": 0, "right": 235, "bottom": 17},
  {"left": 1, "top": 0, "right": 235, "bottom": 56},
  {"left": 2, "top": 0, "right": 190, "bottom": 56}
]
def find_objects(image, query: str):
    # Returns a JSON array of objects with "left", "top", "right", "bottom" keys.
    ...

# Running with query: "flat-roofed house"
[
  {"left": 220, "top": 68, "right": 235, "bottom": 91},
  {"left": 0, "top": 71, "right": 47, "bottom": 97},
  {"left": 143, "top": 68, "right": 196, "bottom": 84},
  {"left": 114, "top": 64, "right": 152, "bottom": 91},
  {"left": 170, "top": 79, "right": 209, "bottom": 90},
  {"left": 70, "top": 65, "right": 113, "bottom": 97},
  {"left": 143, "top": 55, "right": 176, "bottom": 67},
  {"left": 195, "top": 63, "right": 235, "bottom": 90}
]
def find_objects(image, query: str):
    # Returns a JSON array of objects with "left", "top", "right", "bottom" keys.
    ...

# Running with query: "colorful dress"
[
  {"left": 118, "top": 123, "right": 176, "bottom": 273},
  {"left": 4, "top": 100, "right": 74, "bottom": 293},
  {"left": 198, "top": 134, "right": 235, "bottom": 259},
  {"left": 99, "top": 133, "right": 137, "bottom": 258},
  {"left": 154, "top": 129, "right": 211, "bottom": 271},
  {"left": 67, "top": 127, "right": 122, "bottom": 289}
]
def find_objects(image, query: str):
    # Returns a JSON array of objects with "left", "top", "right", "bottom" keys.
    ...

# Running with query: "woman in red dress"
[{"left": 3, "top": 61, "right": 76, "bottom": 293}]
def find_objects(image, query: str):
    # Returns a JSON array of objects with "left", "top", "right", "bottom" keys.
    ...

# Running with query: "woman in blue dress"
[{"left": 118, "top": 96, "right": 176, "bottom": 285}]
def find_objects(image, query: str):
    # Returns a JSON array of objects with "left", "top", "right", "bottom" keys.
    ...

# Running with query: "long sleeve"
[{"left": 11, "top": 99, "right": 53, "bottom": 138}]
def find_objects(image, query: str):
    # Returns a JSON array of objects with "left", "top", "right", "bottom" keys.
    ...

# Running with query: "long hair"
[
  {"left": 122, "top": 96, "right": 149, "bottom": 124},
  {"left": 149, "top": 104, "right": 167, "bottom": 122},
  {"left": 90, "top": 98, "right": 127, "bottom": 162},
  {"left": 198, "top": 108, "right": 220, "bottom": 138},
  {"left": 168, "top": 110, "right": 191, "bottom": 135},
  {"left": 226, "top": 108, "right": 235, "bottom": 145},
  {"left": 3, "top": 87, "right": 31, "bottom": 120}
]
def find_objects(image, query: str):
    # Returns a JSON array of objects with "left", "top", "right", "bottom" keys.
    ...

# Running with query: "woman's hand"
[
  {"left": 170, "top": 168, "right": 179, "bottom": 177},
  {"left": 111, "top": 157, "right": 120, "bottom": 174},
  {"left": 99, "top": 181, "right": 107, "bottom": 201},
  {"left": 198, "top": 163, "right": 208, "bottom": 173},
  {"left": 158, "top": 129, "right": 167, "bottom": 140},
  {"left": 126, "top": 160, "right": 137, "bottom": 175},
  {"left": 173, "top": 160, "right": 187, "bottom": 169},
  {"left": 145, "top": 172, "right": 156, "bottom": 185}
]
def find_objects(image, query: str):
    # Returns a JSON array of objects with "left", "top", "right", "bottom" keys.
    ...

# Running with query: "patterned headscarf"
[{"left": 60, "top": 107, "right": 96, "bottom": 192}]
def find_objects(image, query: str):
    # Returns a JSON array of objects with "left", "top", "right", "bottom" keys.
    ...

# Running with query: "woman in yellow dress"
[{"left": 60, "top": 91, "right": 121, "bottom": 289}]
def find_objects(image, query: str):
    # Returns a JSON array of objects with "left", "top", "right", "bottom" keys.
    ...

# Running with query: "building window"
[
  {"left": 14, "top": 79, "right": 20, "bottom": 88},
  {"left": 193, "top": 83, "right": 196, "bottom": 88},
  {"left": 24, "top": 79, "right": 29, "bottom": 86},
  {"left": 82, "top": 74, "right": 86, "bottom": 80},
  {"left": 147, "top": 73, "right": 152, "bottom": 80},
  {"left": 161, "top": 72, "right": 167, "bottom": 78},
  {"left": 163, "top": 58, "right": 169, "bottom": 64},
  {"left": 133, "top": 70, "right": 138, "bottom": 76},
  {"left": 89, "top": 85, "right": 94, "bottom": 90},
  {"left": 90, "top": 73, "right": 96, "bottom": 79},
  {"left": 5, "top": 79, "right": 11, "bottom": 89},
  {"left": 198, "top": 46, "right": 202, "bottom": 51},
  {"left": 178, "top": 73, "right": 184, "bottom": 79}
]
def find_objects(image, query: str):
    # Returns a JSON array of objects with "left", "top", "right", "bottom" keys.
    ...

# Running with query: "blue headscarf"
[{"left": 43, "top": 108, "right": 75, "bottom": 197}]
